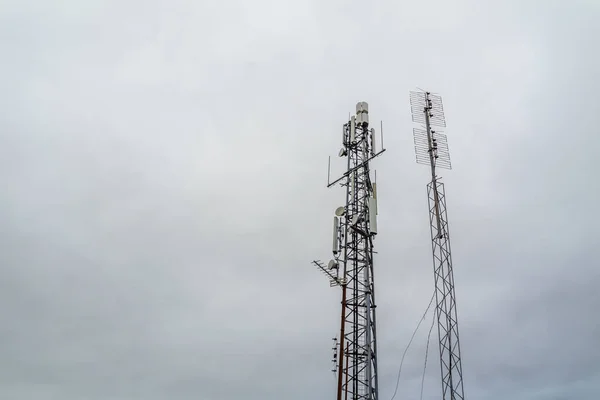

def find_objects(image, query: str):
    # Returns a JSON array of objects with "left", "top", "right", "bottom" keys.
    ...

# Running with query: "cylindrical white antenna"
[
  {"left": 372, "top": 182, "right": 378, "bottom": 214},
  {"left": 356, "top": 102, "right": 369, "bottom": 113},
  {"left": 369, "top": 197, "right": 377, "bottom": 234},
  {"left": 332, "top": 216, "right": 339, "bottom": 254},
  {"left": 356, "top": 102, "right": 369, "bottom": 126},
  {"left": 350, "top": 171, "right": 354, "bottom": 195}
]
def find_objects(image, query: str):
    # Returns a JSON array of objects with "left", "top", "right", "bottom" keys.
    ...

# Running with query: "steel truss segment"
[
  {"left": 316, "top": 105, "right": 382, "bottom": 400},
  {"left": 427, "top": 181, "right": 465, "bottom": 400},
  {"left": 339, "top": 120, "right": 378, "bottom": 400}
]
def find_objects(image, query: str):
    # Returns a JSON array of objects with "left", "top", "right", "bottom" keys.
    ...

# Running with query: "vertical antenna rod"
[
  {"left": 313, "top": 102, "right": 386, "bottom": 400},
  {"left": 410, "top": 90, "right": 465, "bottom": 400}
]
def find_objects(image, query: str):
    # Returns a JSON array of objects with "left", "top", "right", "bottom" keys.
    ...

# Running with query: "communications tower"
[
  {"left": 410, "top": 90, "right": 465, "bottom": 400},
  {"left": 313, "top": 102, "right": 385, "bottom": 400}
]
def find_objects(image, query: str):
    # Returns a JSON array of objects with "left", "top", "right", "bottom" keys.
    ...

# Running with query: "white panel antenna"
[{"left": 332, "top": 216, "right": 339, "bottom": 254}]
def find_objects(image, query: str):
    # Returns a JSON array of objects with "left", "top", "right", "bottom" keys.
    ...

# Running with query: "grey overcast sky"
[{"left": 1, "top": 0, "right": 599, "bottom": 399}]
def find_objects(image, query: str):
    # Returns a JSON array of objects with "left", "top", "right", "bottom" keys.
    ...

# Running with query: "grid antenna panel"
[
  {"left": 410, "top": 91, "right": 447, "bottom": 128},
  {"left": 413, "top": 128, "right": 452, "bottom": 170}
]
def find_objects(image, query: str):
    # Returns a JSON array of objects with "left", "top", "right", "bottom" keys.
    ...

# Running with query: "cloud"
[{"left": 0, "top": 0, "right": 599, "bottom": 399}]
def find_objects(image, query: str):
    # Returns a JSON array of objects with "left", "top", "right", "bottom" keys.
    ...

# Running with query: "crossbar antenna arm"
[
  {"left": 313, "top": 102, "right": 386, "bottom": 400},
  {"left": 410, "top": 90, "right": 465, "bottom": 400}
]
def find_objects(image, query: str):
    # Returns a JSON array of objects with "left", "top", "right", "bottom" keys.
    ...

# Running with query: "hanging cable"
[
  {"left": 420, "top": 309, "right": 436, "bottom": 400},
  {"left": 389, "top": 291, "right": 435, "bottom": 400}
]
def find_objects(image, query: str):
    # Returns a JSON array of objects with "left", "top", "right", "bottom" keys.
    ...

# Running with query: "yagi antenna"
[{"left": 312, "top": 260, "right": 343, "bottom": 287}]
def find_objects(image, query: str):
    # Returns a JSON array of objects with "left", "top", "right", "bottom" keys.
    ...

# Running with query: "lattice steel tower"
[
  {"left": 313, "top": 102, "right": 385, "bottom": 400},
  {"left": 410, "top": 90, "right": 465, "bottom": 400}
]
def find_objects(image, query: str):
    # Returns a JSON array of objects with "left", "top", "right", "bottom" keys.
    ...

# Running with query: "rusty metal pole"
[{"left": 337, "top": 283, "right": 347, "bottom": 400}]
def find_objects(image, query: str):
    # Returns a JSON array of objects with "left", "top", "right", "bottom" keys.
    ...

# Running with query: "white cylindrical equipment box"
[
  {"left": 355, "top": 102, "right": 369, "bottom": 126},
  {"left": 356, "top": 102, "right": 369, "bottom": 114},
  {"left": 357, "top": 111, "right": 369, "bottom": 125}
]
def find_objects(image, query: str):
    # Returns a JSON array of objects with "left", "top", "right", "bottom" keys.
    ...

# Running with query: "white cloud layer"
[{"left": 1, "top": 0, "right": 599, "bottom": 399}]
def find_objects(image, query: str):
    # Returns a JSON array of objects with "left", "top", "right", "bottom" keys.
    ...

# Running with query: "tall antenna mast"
[
  {"left": 313, "top": 102, "right": 385, "bottom": 400},
  {"left": 410, "top": 90, "right": 465, "bottom": 400}
]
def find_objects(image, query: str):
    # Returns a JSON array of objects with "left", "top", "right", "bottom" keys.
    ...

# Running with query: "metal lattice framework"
[
  {"left": 410, "top": 90, "right": 465, "bottom": 400},
  {"left": 313, "top": 102, "right": 385, "bottom": 400}
]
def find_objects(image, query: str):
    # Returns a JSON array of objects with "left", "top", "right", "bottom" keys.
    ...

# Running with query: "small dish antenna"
[
  {"left": 334, "top": 206, "right": 346, "bottom": 217},
  {"left": 338, "top": 148, "right": 347, "bottom": 157},
  {"left": 328, "top": 260, "right": 339, "bottom": 270}
]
